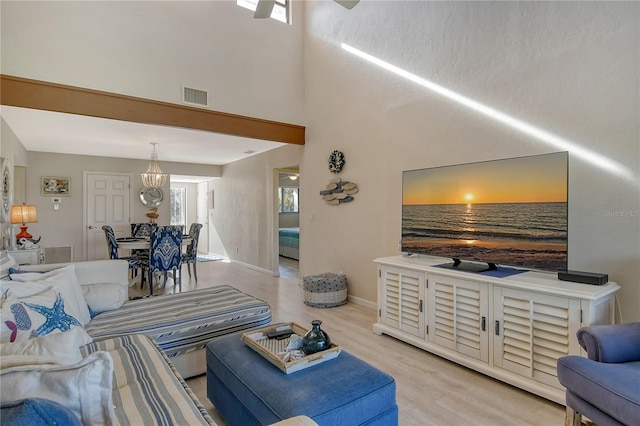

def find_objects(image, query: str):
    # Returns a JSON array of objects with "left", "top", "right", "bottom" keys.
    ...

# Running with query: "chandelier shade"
[{"left": 141, "top": 143, "right": 167, "bottom": 188}]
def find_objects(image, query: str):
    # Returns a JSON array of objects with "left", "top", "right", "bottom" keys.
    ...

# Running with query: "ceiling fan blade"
[
  {"left": 254, "top": 0, "right": 276, "bottom": 18},
  {"left": 334, "top": 0, "right": 360, "bottom": 10}
]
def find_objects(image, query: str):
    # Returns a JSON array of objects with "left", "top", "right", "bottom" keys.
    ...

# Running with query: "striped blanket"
[
  {"left": 81, "top": 334, "right": 215, "bottom": 425},
  {"left": 85, "top": 285, "right": 272, "bottom": 358}
]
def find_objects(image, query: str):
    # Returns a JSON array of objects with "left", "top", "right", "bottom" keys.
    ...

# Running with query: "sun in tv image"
[{"left": 401, "top": 152, "right": 568, "bottom": 271}]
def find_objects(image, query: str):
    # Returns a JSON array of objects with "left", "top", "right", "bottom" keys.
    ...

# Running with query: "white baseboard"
[
  {"left": 229, "top": 258, "right": 377, "bottom": 308},
  {"left": 230, "top": 259, "right": 274, "bottom": 276},
  {"left": 347, "top": 294, "right": 377, "bottom": 310}
]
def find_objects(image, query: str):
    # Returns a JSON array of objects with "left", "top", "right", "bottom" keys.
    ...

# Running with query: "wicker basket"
[{"left": 302, "top": 273, "right": 348, "bottom": 308}]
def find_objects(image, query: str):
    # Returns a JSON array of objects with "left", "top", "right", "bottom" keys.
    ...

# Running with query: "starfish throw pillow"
[
  {"left": 7, "top": 264, "right": 91, "bottom": 325},
  {"left": 1, "top": 288, "right": 83, "bottom": 344}
]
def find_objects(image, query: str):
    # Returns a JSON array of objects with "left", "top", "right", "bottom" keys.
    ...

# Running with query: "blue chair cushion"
[
  {"left": 557, "top": 356, "right": 640, "bottom": 426},
  {"left": 1, "top": 398, "right": 81, "bottom": 426},
  {"left": 206, "top": 332, "right": 398, "bottom": 426},
  {"left": 150, "top": 226, "right": 182, "bottom": 272}
]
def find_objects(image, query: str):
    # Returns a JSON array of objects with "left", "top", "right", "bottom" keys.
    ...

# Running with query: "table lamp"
[{"left": 11, "top": 202, "right": 38, "bottom": 239}]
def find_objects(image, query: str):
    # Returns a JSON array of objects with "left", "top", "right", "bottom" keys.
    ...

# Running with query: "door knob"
[{"left": 88, "top": 225, "right": 95, "bottom": 229}]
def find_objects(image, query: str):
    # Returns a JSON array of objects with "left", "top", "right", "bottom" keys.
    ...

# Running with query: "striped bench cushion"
[
  {"left": 85, "top": 285, "right": 271, "bottom": 358},
  {"left": 81, "top": 334, "right": 215, "bottom": 425}
]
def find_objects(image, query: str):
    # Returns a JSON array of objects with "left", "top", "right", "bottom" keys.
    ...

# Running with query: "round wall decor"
[
  {"left": 139, "top": 186, "right": 164, "bottom": 207},
  {"left": 328, "top": 150, "right": 345, "bottom": 174}
]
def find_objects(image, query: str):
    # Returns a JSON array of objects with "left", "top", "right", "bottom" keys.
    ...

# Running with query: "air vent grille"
[
  {"left": 44, "top": 246, "right": 72, "bottom": 263},
  {"left": 183, "top": 86, "right": 209, "bottom": 107}
]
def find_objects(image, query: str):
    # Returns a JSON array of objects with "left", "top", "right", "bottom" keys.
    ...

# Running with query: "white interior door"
[
  {"left": 197, "top": 182, "right": 209, "bottom": 255},
  {"left": 84, "top": 172, "right": 132, "bottom": 260}
]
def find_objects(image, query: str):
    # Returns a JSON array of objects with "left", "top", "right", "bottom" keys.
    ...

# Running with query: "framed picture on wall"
[
  {"left": 1, "top": 158, "right": 10, "bottom": 223},
  {"left": 41, "top": 176, "right": 71, "bottom": 196}
]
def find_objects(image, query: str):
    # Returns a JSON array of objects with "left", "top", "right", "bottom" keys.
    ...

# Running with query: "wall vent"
[
  {"left": 44, "top": 246, "right": 73, "bottom": 264},
  {"left": 183, "top": 86, "right": 209, "bottom": 107},
  {"left": 207, "top": 190, "right": 214, "bottom": 210}
]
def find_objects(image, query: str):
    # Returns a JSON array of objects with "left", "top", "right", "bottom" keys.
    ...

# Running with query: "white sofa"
[
  {"left": 1, "top": 255, "right": 314, "bottom": 425},
  {"left": 16, "top": 259, "right": 272, "bottom": 379}
]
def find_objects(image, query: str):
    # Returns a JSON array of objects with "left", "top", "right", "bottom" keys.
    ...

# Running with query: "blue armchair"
[{"left": 557, "top": 322, "right": 640, "bottom": 426}]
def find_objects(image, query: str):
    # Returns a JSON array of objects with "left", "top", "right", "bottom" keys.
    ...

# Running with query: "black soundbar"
[{"left": 558, "top": 270, "right": 608, "bottom": 285}]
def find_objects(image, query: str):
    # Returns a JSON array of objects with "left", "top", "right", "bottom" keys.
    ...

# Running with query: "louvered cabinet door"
[
  {"left": 428, "top": 274, "right": 489, "bottom": 362},
  {"left": 493, "top": 287, "right": 581, "bottom": 389},
  {"left": 379, "top": 266, "right": 425, "bottom": 338}
]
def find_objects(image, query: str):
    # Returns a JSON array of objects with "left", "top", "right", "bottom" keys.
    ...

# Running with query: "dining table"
[
  {"left": 116, "top": 236, "right": 193, "bottom": 288},
  {"left": 116, "top": 236, "right": 193, "bottom": 251}
]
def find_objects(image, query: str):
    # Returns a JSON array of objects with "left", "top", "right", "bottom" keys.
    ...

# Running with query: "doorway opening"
[
  {"left": 276, "top": 167, "right": 300, "bottom": 280},
  {"left": 170, "top": 175, "right": 217, "bottom": 257}
]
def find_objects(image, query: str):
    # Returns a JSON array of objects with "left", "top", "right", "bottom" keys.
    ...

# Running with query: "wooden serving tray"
[{"left": 241, "top": 322, "right": 342, "bottom": 374}]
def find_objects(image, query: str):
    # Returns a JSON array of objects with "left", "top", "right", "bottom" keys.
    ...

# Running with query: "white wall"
[
  {"left": 1, "top": 0, "right": 305, "bottom": 262},
  {"left": 0, "top": 1, "right": 305, "bottom": 125},
  {"left": 300, "top": 1, "right": 639, "bottom": 320},
  {"left": 209, "top": 144, "right": 303, "bottom": 272},
  {"left": 21, "top": 151, "right": 221, "bottom": 261},
  {"left": 1, "top": 1, "right": 638, "bottom": 322},
  {"left": 0, "top": 119, "right": 27, "bottom": 244},
  {"left": 1, "top": 119, "right": 28, "bottom": 169},
  {"left": 279, "top": 213, "right": 299, "bottom": 228}
]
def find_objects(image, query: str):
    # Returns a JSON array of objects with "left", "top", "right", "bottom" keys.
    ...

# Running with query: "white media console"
[{"left": 373, "top": 255, "right": 620, "bottom": 404}]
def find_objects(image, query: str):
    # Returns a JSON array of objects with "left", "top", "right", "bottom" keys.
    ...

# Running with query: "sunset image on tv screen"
[{"left": 401, "top": 152, "right": 568, "bottom": 271}]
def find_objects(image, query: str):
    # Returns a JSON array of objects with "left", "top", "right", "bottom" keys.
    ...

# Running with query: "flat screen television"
[{"left": 401, "top": 152, "right": 568, "bottom": 273}]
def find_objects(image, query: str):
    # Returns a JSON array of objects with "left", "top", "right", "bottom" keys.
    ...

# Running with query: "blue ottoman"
[{"left": 206, "top": 333, "right": 398, "bottom": 426}]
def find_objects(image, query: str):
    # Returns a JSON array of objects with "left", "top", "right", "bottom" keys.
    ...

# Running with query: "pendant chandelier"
[{"left": 141, "top": 143, "right": 167, "bottom": 188}]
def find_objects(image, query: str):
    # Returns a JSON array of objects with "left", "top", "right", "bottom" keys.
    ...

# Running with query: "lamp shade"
[
  {"left": 11, "top": 203, "right": 38, "bottom": 240},
  {"left": 11, "top": 203, "right": 38, "bottom": 225}
]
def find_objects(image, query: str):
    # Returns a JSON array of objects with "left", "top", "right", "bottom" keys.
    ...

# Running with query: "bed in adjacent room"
[{"left": 279, "top": 227, "right": 299, "bottom": 260}]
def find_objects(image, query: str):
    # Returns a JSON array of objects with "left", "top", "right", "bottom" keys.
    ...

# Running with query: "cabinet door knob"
[{"left": 495, "top": 320, "right": 501, "bottom": 336}]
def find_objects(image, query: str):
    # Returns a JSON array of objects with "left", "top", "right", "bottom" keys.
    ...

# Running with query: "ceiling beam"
[{"left": 1, "top": 74, "right": 305, "bottom": 145}]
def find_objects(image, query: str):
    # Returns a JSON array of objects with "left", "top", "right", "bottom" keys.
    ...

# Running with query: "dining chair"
[
  {"left": 130, "top": 222, "right": 157, "bottom": 259},
  {"left": 131, "top": 223, "right": 157, "bottom": 238},
  {"left": 102, "top": 225, "right": 147, "bottom": 281},
  {"left": 148, "top": 225, "right": 183, "bottom": 295},
  {"left": 181, "top": 223, "right": 203, "bottom": 282}
]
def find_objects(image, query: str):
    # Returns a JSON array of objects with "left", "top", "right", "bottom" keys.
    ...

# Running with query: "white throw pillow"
[
  {"left": 0, "top": 288, "right": 84, "bottom": 343},
  {"left": 0, "top": 251, "right": 17, "bottom": 280},
  {"left": 82, "top": 282, "right": 127, "bottom": 314},
  {"left": 0, "top": 327, "right": 92, "bottom": 366},
  {"left": 6, "top": 264, "right": 91, "bottom": 325},
  {"left": 0, "top": 351, "right": 117, "bottom": 425}
]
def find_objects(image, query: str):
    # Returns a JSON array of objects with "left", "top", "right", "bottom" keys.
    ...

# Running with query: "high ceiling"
[{"left": 1, "top": 105, "right": 287, "bottom": 167}]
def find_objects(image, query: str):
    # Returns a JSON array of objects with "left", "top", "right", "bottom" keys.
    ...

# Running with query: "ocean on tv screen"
[{"left": 401, "top": 202, "right": 568, "bottom": 271}]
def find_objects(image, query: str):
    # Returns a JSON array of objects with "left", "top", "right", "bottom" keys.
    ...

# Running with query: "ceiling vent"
[{"left": 182, "top": 86, "right": 209, "bottom": 108}]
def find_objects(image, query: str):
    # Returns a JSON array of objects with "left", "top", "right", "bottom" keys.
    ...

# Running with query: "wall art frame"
[
  {"left": 1, "top": 157, "right": 11, "bottom": 223},
  {"left": 41, "top": 176, "right": 71, "bottom": 196}
]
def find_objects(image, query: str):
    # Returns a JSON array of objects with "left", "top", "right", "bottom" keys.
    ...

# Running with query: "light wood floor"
[{"left": 129, "top": 257, "right": 565, "bottom": 426}]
